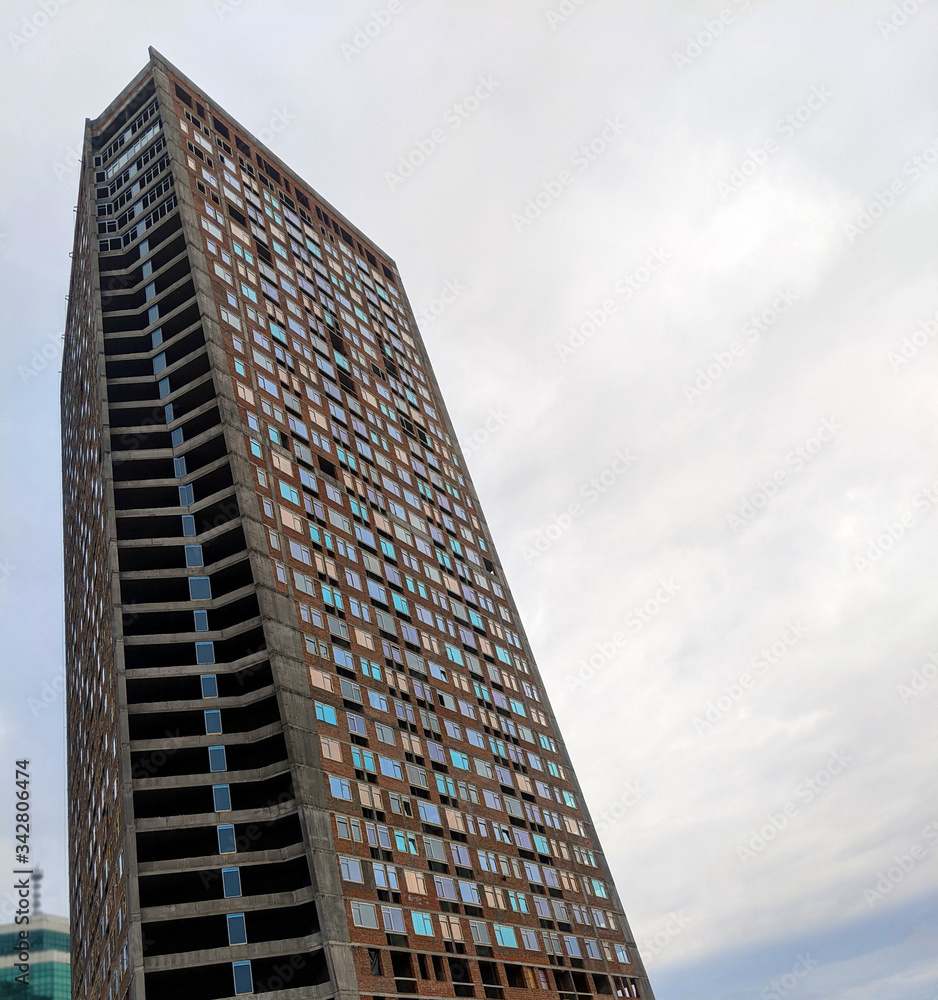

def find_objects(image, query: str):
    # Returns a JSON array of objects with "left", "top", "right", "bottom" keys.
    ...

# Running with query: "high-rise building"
[
  {"left": 62, "top": 46, "right": 655, "bottom": 1000},
  {"left": 0, "top": 913, "right": 71, "bottom": 999}
]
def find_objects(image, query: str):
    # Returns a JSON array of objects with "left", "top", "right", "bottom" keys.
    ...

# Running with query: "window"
[
  {"left": 614, "top": 944, "right": 630, "bottom": 964},
  {"left": 320, "top": 737, "right": 343, "bottom": 762},
  {"left": 469, "top": 920, "right": 490, "bottom": 945},
  {"left": 434, "top": 876, "right": 458, "bottom": 901},
  {"left": 404, "top": 869, "right": 427, "bottom": 894},
  {"left": 315, "top": 702, "right": 337, "bottom": 725},
  {"left": 379, "top": 756, "right": 403, "bottom": 780},
  {"left": 369, "top": 690, "right": 390, "bottom": 712},
  {"left": 222, "top": 867, "right": 242, "bottom": 897},
  {"left": 373, "top": 863, "right": 399, "bottom": 890},
  {"left": 494, "top": 924, "right": 518, "bottom": 948},
  {"left": 520, "top": 928, "right": 539, "bottom": 950},
  {"left": 337, "top": 816, "right": 363, "bottom": 842},
  {"left": 347, "top": 713, "right": 367, "bottom": 736},
  {"left": 375, "top": 722, "right": 395, "bottom": 744},
  {"left": 451, "top": 843, "right": 471, "bottom": 866},
  {"left": 389, "top": 792, "right": 411, "bottom": 816},
  {"left": 213, "top": 785, "right": 232, "bottom": 811},
  {"left": 330, "top": 776, "right": 352, "bottom": 800},
  {"left": 196, "top": 641, "right": 215, "bottom": 664},
  {"left": 208, "top": 746, "right": 227, "bottom": 772},
  {"left": 418, "top": 801, "right": 441, "bottom": 825},
  {"left": 217, "top": 825, "right": 237, "bottom": 854},
  {"left": 340, "top": 857, "right": 364, "bottom": 882},
  {"left": 508, "top": 890, "right": 528, "bottom": 914},
  {"left": 585, "top": 939, "right": 602, "bottom": 960},
  {"left": 204, "top": 710, "right": 222, "bottom": 734},
  {"left": 424, "top": 837, "right": 447, "bottom": 862},
  {"left": 232, "top": 961, "right": 253, "bottom": 994},
  {"left": 227, "top": 913, "right": 247, "bottom": 945},
  {"left": 412, "top": 911, "right": 434, "bottom": 936},
  {"left": 381, "top": 906, "right": 406, "bottom": 932},
  {"left": 459, "top": 881, "right": 481, "bottom": 905},
  {"left": 564, "top": 936, "right": 582, "bottom": 958},
  {"left": 309, "top": 667, "right": 334, "bottom": 693},
  {"left": 279, "top": 480, "right": 299, "bottom": 504},
  {"left": 201, "top": 674, "right": 218, "bottom": 698},
  {"left": 185, "top": 544, "right": 204, "bottom": 566}
]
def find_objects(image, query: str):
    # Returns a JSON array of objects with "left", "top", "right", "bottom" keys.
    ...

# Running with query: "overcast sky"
[{"left": 1, "top": 1, "right": 938, "bottom": 997}]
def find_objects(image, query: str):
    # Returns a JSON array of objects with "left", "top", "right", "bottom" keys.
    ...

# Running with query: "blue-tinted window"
[
  {"left": 227, "top": 913, "right": 247, "bottom": 946},
  {"left": 194, "top": 610, "right": 209, "bottom": 632},
  {"left": 196, "top": 642, "right": 215, "bottom": 664},
  {"left": 185, "top": 544, "right": 204, "bottom": 567},
  {"left": 182, "top": 514, "right": 196, "bottom": 536},
  {"left": 178, "top": 484, "right": 194, "bottom": 506},
  {"left": 208, "top": 746, "right": 227, "bottom": 772},
  {"left": 174, "top": 457, "right": 187, "bottom": 478},
  {"left": 171, "top": 426, "right": 184, "bottom": 447},
  {"left": 232, "top": 960, "right": 253, "bottom": 994},
  {"left": 204, "top": 710, "right": 222, "bottom": 735},
  {"left": 217, "top": 825, "right": 237, "bottom": 854},
  {"left": 213, "top": 785, "right": 232, "bottom": 811},
  {"left": 201, "top": 674, "right": 218, "bottom": 698},
  {"left": 189, "top": 577, "right": 211, "bottom": 600},
  {"left": 221, "top": 867, "right": 241, "bottom": 897}
]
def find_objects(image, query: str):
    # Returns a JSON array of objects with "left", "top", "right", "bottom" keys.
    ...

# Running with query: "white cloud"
[{"left": 0, "top": 1, "right": 936, "bottom": 994}]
